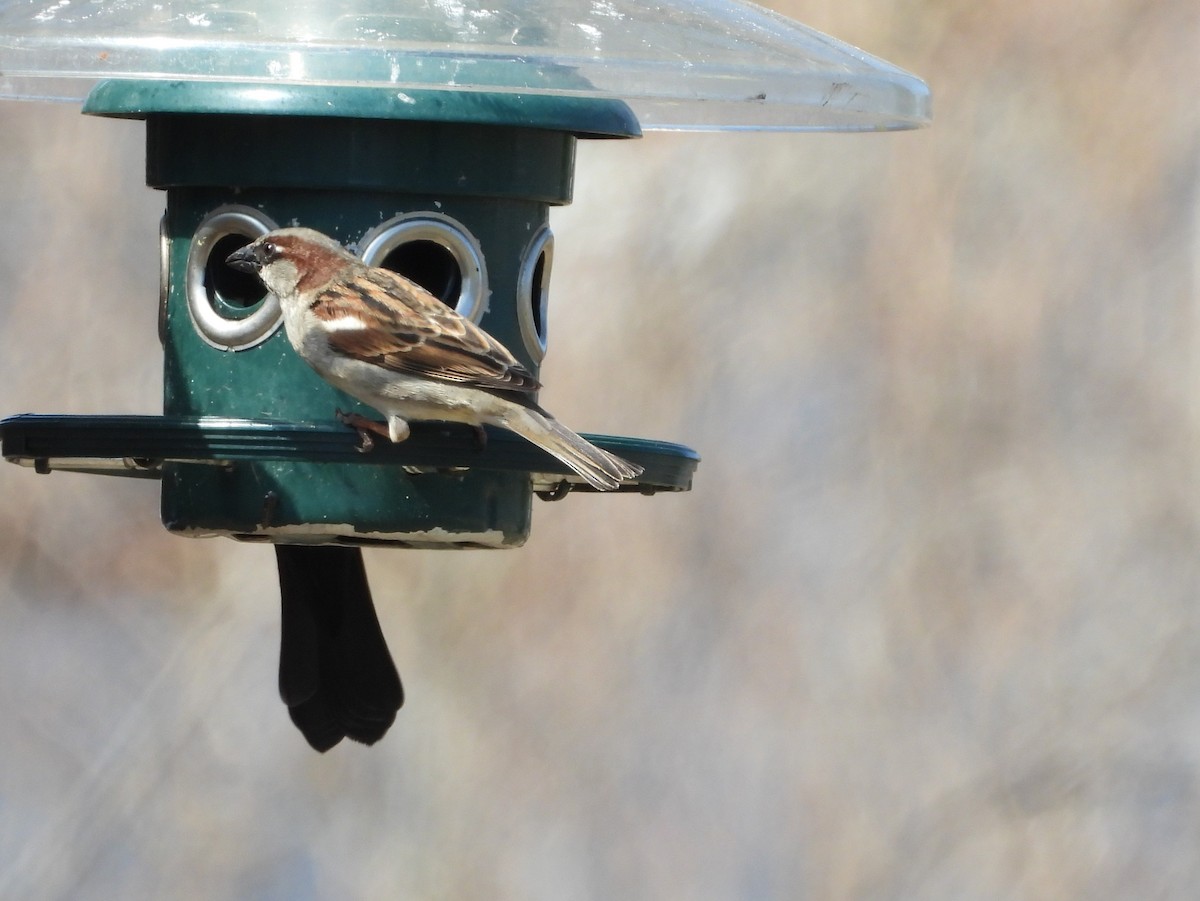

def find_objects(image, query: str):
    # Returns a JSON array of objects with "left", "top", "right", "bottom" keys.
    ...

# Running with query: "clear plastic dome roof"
[{"left": 0, "top": 0, "right": 930, "bottom": 131}]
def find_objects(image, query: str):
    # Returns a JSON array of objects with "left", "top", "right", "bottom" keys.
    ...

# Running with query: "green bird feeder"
[{"left": 0, "top": 0, "right": 929, "bottom": 545}]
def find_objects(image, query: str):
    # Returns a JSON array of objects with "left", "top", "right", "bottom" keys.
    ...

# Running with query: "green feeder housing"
[
  {"left": 4, "top": 80, "right": 697, "bottom": 546},
  {"left": 83, "top": 78, "right": 671, "bottom": 548}
]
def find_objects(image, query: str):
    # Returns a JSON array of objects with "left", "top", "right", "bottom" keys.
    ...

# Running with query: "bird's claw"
[
  {"left": 472, "top": 425, "right": 488, "bottom": 451},
  {"left": 336, "top": 408, "right": 381, "bottom": 453}
]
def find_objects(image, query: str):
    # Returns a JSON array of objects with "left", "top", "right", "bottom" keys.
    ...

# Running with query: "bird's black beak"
[{"left": 225, "top": 243, "right": 260, "bottom": 274}]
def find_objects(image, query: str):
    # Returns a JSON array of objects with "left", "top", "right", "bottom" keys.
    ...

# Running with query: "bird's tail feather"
[{"left": 506, "top": 408, "right": 643, "bottom": 490}]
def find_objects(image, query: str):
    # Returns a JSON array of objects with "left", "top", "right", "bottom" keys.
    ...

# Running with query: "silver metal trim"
[
  {"left": 516, "top": 226, "right": 553, "bottom": 362},
  {"left": 158, "top": 213, "right": 170, "bottom": 347},
  {"left": 358, "top": 213, "right": 488, "bottom": 323},
  {"left": 185, "top": 206, "right": 281, "bottom": 351}
]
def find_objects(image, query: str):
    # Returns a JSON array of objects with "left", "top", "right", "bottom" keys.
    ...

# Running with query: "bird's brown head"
[{"left": 226, "top": 227, "right": 358, "bottom": 300}]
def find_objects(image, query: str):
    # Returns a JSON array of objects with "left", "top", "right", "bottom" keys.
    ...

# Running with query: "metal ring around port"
[
  {"left": 516, "top": 225, "right": 553, "bottom": 363},
  {"left": 185, "top": 206, "right": 281, "bottom": 351},
  {"left": 158, "top": 214, "right": 169, "bottom": 346},
  {"left": 358, "top": 213, "right": 488, "bottom": 324}
]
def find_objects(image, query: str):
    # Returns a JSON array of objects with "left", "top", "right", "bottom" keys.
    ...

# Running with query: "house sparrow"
[
  {"left": 225, "top": 227, "right": 643, "bottom": 490},
  {"left": 274, "top": 545, "right": 402, "bottom": 751}
]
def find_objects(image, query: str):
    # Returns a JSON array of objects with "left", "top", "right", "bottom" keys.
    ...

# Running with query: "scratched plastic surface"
[{"left": 0, "top": 0, "right": 929, "bottom": 131}]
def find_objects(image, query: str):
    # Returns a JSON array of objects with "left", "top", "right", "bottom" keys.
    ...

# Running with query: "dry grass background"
[{"left": 1, "top": 1, "right": 1199, "bottom": 897}]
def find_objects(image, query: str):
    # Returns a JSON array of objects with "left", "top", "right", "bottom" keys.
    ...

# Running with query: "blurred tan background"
[{"left": 2, "top": 1, "right": 1199, "bottom": 897}]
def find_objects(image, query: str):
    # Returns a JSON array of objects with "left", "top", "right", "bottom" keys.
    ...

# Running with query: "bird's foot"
[
  {"left": 336, "top": 409, "right": 390, "bottom": 454},
  {"left": 471, "top": 424, "right": 488, "bottom": 451}
]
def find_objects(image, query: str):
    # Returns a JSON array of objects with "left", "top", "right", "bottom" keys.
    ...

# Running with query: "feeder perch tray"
[{"left": 0, "top": 414, "right": 698, "bottom": 496}]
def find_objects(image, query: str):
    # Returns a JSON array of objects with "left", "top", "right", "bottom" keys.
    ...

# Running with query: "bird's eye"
[{"left": 261, "top": 241, "right": 281, "bottom": 263}]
